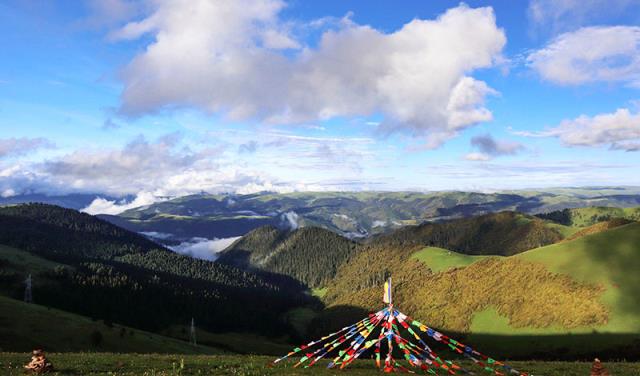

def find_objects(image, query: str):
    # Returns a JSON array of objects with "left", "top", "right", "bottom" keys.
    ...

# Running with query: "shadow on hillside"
[
  {"left": 576, "top": 223, "right": 640, "bottom": 317},
  {"left": 305, "top": 305, "right": 370, "bottom": 338},
  {"left": 299, "top": 304, "right": 640, "bottom": 361},
  {"left": 463, "top": 332, "right": 640, "bottom": 361}
]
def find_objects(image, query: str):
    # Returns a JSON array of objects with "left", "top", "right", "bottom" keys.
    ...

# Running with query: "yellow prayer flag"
[{"left": 383, "top": 278, "right": 392, "bottom": 304}]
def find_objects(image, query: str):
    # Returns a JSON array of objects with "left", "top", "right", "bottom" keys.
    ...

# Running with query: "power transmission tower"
[
  {"left": 24, "top": 274, "right": 33, "bottom": 303},
  {"left": 190, "top": 317, "right": 197, "bottom": 346}
]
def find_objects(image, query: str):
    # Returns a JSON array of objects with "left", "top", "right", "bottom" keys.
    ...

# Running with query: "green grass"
[
  {"left": 160, "top": 327, "right": 291, "bottom": 355},
  {"left": 468, "top": 308, "right": 640, "bottom": 357},
  {"left": 311, "top": 288, "right": 327, "bottom": 298},
  {"left": 557, "top": 207, "right": 640, "bottom": 227},
  {"left": 0, "top": 244, "right": 66, "bottom": 274},
  {"left": 471, "top": 307, "right": 564, "bottom": 335},
  {"left": 1, "top": 353, "right": 639, "bottom": 375},
  {"left": 0, "top": 245, "right": 69, "bottom": 296},
  {"left": 0, "top": 296, "right": 219, "bottom": 354},
  {"left": 544, "top": 222, "right": 582, "bottom": 237},
  {"left": 412, "top": 247, "right": 493, "bottom": 273},
  {"left": 283, "top": 307, "right": 318, "bottom": 337},
  {"left": 514, "top": 214, "right": 533, "bottom": 225},
  {"left": 419, "top": 222, "right": 640, "bottom": 357},
  {"left": 517, "top": 222, "right": 640, "bottom": 333},
  {"left": 463, "top": 221, "right": 640, "bottom": 348}
]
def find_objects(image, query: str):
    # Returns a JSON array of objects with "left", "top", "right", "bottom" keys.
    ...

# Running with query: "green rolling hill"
[
  {"left": 316, "top": 219, "right": 640, "bottom": 358},
  {"left": 516, "top": 222, "right": 640, "bottom": 334},
  {"left": 537, "top": 206, "right": 640, "bottom": 227}
]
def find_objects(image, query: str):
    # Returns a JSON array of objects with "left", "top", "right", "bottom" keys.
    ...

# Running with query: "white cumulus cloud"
[
  {"left": 170, "top": 236, "right": 241, "bottom": 261},
  {"left": 81, "top": 191, "right": 165, "bottom": 215},
  {"left": 515, "top": 108, "right": 640, "bottom": 151},
  {"left": 528, "top": 26, "right": 640, "bottom": 87},
  {"left": 114, "top": 1, "right": 506, "bottom": 148}
]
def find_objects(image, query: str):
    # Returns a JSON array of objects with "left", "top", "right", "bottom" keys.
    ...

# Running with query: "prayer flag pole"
[{"left": 271, "top": 278, "right": 529, "bottom": 375}]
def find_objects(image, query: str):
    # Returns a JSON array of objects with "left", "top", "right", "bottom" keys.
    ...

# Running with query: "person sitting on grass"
[
  {"left": 24, "top": 349, "right": 54, "bottom": 374},
  {"left": 591, "top": 358, "right": 610, "bottom": 376}
]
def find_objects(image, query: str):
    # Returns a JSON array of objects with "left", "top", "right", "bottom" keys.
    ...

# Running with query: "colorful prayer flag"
[{"left": 383, "top": 278, "right": 392, "bottom": 304}]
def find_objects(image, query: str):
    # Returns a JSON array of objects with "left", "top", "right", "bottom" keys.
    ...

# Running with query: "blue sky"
[{"left": 1, "top": 0, "right": 640, "bottom": 210}]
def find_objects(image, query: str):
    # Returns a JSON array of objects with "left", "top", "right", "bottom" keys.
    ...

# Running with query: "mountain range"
[{"left": 1, "top": 190, "right": 640, "bottom": 358}]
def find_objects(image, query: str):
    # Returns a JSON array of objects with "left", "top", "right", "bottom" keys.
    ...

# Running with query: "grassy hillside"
[
  {"left": 412, "top": 247, "right": 493, "bottom": 273},
  {"left": 537, "top": 206, "right": 640, "bottom": 227},
  {"left": 319, "top": 221, "right": 640, "bottom": 357},
  {"left": 560, "top": 218, "right": 633, "bottom": 242},
  {"left": 517, "top": 222, "right": 640, "bottom": 333},
  {"left": 0, "top": 296, "right": 218, "bottom": 354},
  {"left": 218, "top": 226, "right": 358, "bottom": 288},
  {"left": 0, "top": 244, "right": 292, "bottom": 355}
]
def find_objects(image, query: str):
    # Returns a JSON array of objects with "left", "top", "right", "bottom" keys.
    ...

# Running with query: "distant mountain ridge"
[
  {"left": 90, "top": 188, "right": 640, "bottom": 242},
  {"left": 0, "top": 193, "right": 128, "bottom": 210}
]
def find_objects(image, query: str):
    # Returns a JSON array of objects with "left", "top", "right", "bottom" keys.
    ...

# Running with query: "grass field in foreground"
[{"left": 1, "top": 353, "right": 639, "bottom": 376}]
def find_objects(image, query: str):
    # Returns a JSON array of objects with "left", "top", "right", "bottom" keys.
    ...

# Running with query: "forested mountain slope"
[
  {"left": 0, "top": 204, "right": 312, "bottom": 339},
  {"left": 368, "top": 211, "right": 564, "bottom": 256},
  {"left": 218, "top": 210, "right": 585, "bottom": 293},
  {"left": 218, "top": 226, "right": 358, "bottom": 288}
]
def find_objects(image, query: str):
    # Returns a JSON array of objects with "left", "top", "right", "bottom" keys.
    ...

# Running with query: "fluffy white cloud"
[
  {"left": 81, "top": 191, "right": 164, "bottom": 215},
  {"left": 515, "top": 108, "right": 640, "bottom": 151},
  {"left": 528, "top": 26, "right": 640, "bottom": 86},
  {"left": 40, "top": 133, "right": 229, "bottom": 195},
  {"left": 0, "top": 128, "right": 388, "bottom": 198},
  {"left": 115, "top": 1, "right": 506, "bottom": 147},
  {"left": 169, "top": 236, "right": 241, "bottom": 261}
]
